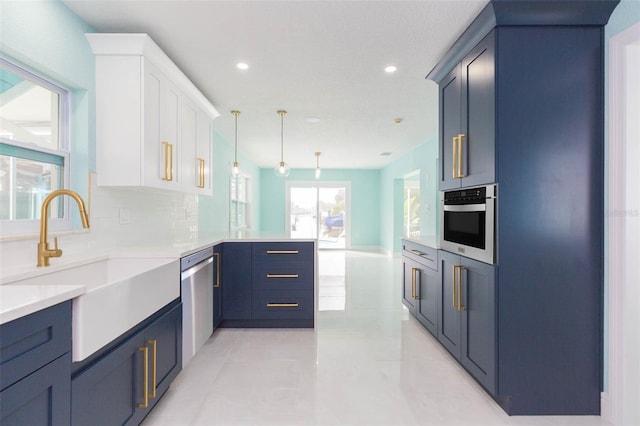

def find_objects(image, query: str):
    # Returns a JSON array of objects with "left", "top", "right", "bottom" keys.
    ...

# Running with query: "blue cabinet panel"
[
  {"left": 221, "top": 242, "right": 252, "bottom": 320},
  {"left": 438, "top": 251, "right": 462, "bottom": 357},
  {"left": 460, "top": 31, "right": 495, "bottom": 188},
  {"left": 0, "top": 301, "right": 71, "bottom": 390},
  {"left": 252, "top": 241, "right": 314, "bottom": 262},
  {"left": 72, "top": 328, "right": 145, "bottom": 426},
  {"left": 213, "top": 244, "right": 223, "bottom": 329},
  {"left": 401, "top": 259, "right": 418, "bottom": 315},
  {"left": 0, "top": 301, "right": 72, "bottom": 426},
  {"left": 439, "top": 65, "right": 462, "bottom": 190},
  {"left": 72, "top": 302, "right": 182, "bottom": 425},
  {"left": 402, "top": 240, "right": 439, "bottom": 337},
  {"left": 439, "top": 31, "right": 495, "bottom": 190},
  {"left": 438, "top": 250, "right": 496, "bottom": 395},
  {"left": 252, "top": 262, "right": 314, "bottom": 292},
  {"left": 251, "top": 290, "right": 313, "bottom": 320},
  {"left": 1, "top": 352, "right": 71, "bottom": 426},
  {"left": 494, "top": 25, "right": 605, "bottom": 415},
  {"left": 460, "top": 257, "right": 496, "bottom": 394}
]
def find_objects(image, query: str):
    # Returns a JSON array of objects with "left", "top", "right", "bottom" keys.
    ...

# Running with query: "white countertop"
[
  {"left": 0, "top": 232, "right": 316, "bottom": 325},
  {"left": 402, "top": 235, "right": 440, "bottom": 249},
  {"left": 0, "top": 284, "right": 85, "bottom": 324}
]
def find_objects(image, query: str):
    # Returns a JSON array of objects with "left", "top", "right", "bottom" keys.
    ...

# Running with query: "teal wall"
[
  {"left": 379, "top": 135, "right": 439, "bottom": 253},
  {"left": 0, "top": 0, "right": 95, "bottom": 228},
  {"left": 260, "top": 169, "right": 380, "bottom": 247}
]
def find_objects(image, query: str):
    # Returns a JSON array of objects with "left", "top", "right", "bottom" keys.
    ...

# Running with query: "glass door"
[{"left": 287, "top": 182, "right": 349, "bottom": 249}]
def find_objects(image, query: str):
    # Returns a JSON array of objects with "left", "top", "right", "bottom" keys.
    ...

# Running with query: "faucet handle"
[{"left": 51, "top": 237, "right": 63, "bottom": 258}]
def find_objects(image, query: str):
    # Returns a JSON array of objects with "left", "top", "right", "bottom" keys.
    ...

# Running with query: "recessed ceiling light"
[
  {"left": 236, "top": 62, "right": 249, "bottom": 70},
  {"left": 394, "top": 118, "right": 403, "bottom": 124},
  {"left": 380, "top": 152, "right": 392, "bottom": 156},
  {"left": 384, "top": 65, "right": 397, "bottom": 73},
  {"left": 305, "top": 116, "right": 321, "bottom": 124}
]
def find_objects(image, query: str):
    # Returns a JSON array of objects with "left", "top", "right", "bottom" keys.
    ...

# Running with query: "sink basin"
[{"left": 12, "top": 257, "right": 179, "bottom": 361}]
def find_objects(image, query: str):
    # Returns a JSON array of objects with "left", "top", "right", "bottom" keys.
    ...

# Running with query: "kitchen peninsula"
[{"left": 0, "top": 232, "right": 317, "bottom": 425}]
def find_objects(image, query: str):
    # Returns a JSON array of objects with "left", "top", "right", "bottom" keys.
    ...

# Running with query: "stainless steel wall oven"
[{"left": 440, "top": 184, "right": 496, "bottom": 264}]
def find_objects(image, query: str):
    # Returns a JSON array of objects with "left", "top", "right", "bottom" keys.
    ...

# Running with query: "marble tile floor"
[{"left": 143, "top": 250, "right": 610, "bottom": 426}]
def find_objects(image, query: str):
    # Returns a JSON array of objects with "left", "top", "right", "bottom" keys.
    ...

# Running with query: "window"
[
  {"left": 0, "top": 57, "right": 70, "bottom": 235},
  {"left": 404, "top": 172, "right": 420, "bottom": 238},
  {"left": 230, "top": 173, "right": 250, "bottom": 230}
]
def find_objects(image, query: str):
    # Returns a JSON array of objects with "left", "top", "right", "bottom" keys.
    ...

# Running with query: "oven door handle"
[{"left": 443, "top": 203, "right": 486, "bottom": 212}]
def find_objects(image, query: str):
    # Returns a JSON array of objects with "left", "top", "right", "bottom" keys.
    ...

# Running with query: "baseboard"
[{"left": 600, "top": 392, "right": 614, "bottom": 425}]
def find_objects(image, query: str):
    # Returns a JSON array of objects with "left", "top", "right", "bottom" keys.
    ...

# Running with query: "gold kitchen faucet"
[{"left": 37, "top": 189, "right": 90, "bottom": 267}]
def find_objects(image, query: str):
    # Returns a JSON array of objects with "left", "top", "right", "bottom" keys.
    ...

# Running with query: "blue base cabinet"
[
  {"left": 220, "top": 241, "right": 315, "bottom": 328},
  {"left": 1, "top": 302, "right": 72, "bottom": 426},
  {"left": 401, "top": 240, "right": 439, "bottom": 337},
  {"left": 71, "top": 301, "right": 182, "bottom": 426},
  {"left": 213, "top": 243, "right": 223, "bottom": 329},
  {"left": 221, "top": 242, "right": 252, "bottom": 321}
]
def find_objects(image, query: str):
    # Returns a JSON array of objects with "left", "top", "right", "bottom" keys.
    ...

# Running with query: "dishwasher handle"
[{"left": 180, "top": 256, "right": 213, "bottom": 280}]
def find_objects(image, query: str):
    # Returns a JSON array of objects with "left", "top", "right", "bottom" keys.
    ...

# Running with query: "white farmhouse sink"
[{"left": 13, "top": 257, "right": 179, "bottom": 361}]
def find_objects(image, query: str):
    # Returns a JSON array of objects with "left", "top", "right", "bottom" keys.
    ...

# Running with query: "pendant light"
[
  {"left": 231, "top": 110, "right": 240, "bottom": 175},
  {"left": 274, "top": 110, "right": 290, "bottom": 177},
  {"left": 314, "top": 152, "right": 321, "bottom": 179}
]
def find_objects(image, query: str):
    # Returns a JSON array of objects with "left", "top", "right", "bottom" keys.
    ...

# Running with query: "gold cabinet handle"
[
  {"left": 168, "top": 143, "right": 174, "bottom": 181},
  {"left": 147, "top": 339, "right": 157, "bottom": 399},
  {"left": 266, "top": 274, "right": 299, "bottom": 279},
  {"left": 162, "top": 141, "right": 170, "bottom": 181},
  {"left": 266, "top": 250, "right": 299, "bottom": 254},
  {"left": 411, "top": 268, "right": 416, "bottom": 299},
  {"left": 452, "top": 265, "right": 457, "bottom": 308},
  {"left": 213, "top": 252, "right": 220, "bottom": 288},
  {"left": 452, "top": 136, "right": 458, "bottom": 179},
  {"left": 197, "top": 158, "right": 205, "bottom": 188},
  {"left": 266, "top": 303, "right": 299, "bottom": 308},
  {"left": 457, "top": 134, "right": 465, "bottom": 178},
  {"left": 138, "top": 346, "right": 149, "bottom": 408},
  {"left": 454, "top": 265, "right": 466, "bottom": 311},
  {"left": 412, "top": 267, "right": 420, "bottom": 300}
]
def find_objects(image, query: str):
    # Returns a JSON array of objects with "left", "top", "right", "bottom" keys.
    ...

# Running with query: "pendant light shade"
[
  {"left": 274, "top": 110, "right": 290, "bottom": 177},
  {"left": 315, "top": 152, "right": 321, "bottom": 179},
  {"left": 231, "top": 110, "right": 240, "bottom": 175}
]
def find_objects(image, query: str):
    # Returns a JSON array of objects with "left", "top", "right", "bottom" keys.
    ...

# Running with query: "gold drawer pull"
[
  {"left": 266, "top": 274, "right": 299, "bottom": 278},
  {"left": 137, "top": 346, "right": 149, "bottom": 408},
  {"left": 266, "top": 303, "right": 299, "bottom": 308},
  {"left": 213, "top": 252, "right": 220, "bottom": 288},
  {"left": 147, "top": 339, "right": 157, "bottom": 399},
  {"left": 266, "top": 250, "right": 299, "bottom": 254}
]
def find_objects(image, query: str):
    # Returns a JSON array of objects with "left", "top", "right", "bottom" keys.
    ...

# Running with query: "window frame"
[
  {"left": 230, "top": 171, "right": 251, "bottom": 231},
  {"left": 0, "top": 55, "right": 72, "bottom": 237}
]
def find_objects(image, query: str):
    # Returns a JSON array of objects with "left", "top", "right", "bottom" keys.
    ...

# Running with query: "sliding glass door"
[{"left": 286, "top": 182, "right": 349, "bottom": 249}]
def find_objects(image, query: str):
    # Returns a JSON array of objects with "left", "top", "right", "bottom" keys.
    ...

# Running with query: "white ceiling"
[{"left": 62, "top": 0, "right": 488, "bottom": 170}]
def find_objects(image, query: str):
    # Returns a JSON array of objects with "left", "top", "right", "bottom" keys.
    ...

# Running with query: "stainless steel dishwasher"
[{"left": 180, "top": 246, "right": 214, "bottom": 368}]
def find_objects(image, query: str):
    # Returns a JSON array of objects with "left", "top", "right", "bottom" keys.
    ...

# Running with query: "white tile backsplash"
[{"left": 0, "top": 174, "right": 199, "bottom": 276}]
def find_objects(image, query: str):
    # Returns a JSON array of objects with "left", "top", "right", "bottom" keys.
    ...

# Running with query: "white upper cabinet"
[{"left": 87, "top": 34, "right": 219, "bottom": 195}]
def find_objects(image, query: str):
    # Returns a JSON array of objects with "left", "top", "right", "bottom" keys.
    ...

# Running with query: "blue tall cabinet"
[{"left": 427, "top": 0, "right": 619, "bottom": 415}]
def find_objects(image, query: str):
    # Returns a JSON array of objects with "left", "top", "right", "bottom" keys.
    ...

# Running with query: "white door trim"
[{"left": 603, "top": 21, "right": 640, "bottom": 426}]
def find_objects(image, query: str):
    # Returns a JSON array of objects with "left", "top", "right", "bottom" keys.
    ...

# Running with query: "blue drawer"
[
  {"left": 252, "top": 242, "right": 314, "bottom": 263},
  {"left": 251, "top": 290, "right": 314, "bottom": 320},
  {"left": 402, "top": 240, "right": 438, "bottom": 270},
  {"left": 252, "top": 262, "right": 314, "bottom": 291},
  {"left": 0, "top": 301, "right": 71, "bottom": 391}
]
